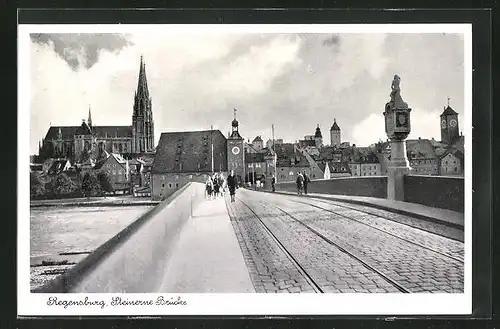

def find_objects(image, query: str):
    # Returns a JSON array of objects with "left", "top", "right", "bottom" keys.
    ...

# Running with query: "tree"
[
  {"left": 97, "top": 171, "right": 114, "bottom": 195},
  {"left": 81, "top": 172, "right": 101, "bottom": 198},
  {"left": 30, "top": 172, "right": 46, "bottom": 199},
  {"left": 49, "top": 173, "right": 78, "bottom": 198}
]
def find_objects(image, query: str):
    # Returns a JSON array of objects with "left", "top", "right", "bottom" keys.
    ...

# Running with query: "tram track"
[
  {"left": 292, "top": 198, "right": 464, "bottom": 264},
  {"left": 236, "top": 197, "right": 411, "bottom": 294},
  {"left": 290, "top": 195, "right": 463, "bottom": 242}
]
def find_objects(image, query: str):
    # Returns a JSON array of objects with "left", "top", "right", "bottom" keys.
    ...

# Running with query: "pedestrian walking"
[
  {"left": 296, "top": 172, "right": 304, "bottom": 195},
  {"left": 303, "top": 171, "right": 310, "bottom": 195},
  {"left": 227, "top": 169, "right": 237, "bottom": 202},
  {"left": 271, "top": 175, "right": 276, "bottom": 192},
  {"left": 205, "top": 176, "right": 213, "bottom": 200}
]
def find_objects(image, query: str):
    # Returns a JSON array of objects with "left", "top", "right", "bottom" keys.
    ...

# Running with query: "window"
[
  {"left": 168, "top": 183, "right": 172, "bottom": 188},
  {"left": 454, "top": 167, "right": 457, "bottom": 172},
  {"left": 312, "top": 174, "right": 315, "bottom": 178},
  {"left": 161, "top": 183, "right": 165, "bottom": 188},
  {"left": 176, "top": 183, "right": 179, "bottom": 188}
]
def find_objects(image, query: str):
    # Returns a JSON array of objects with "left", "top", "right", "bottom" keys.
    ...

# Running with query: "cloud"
[
  {"left": 28, "top": 31, "right": 465, "bottom": 155},
  {"left": 30, "top": 33, "right": 133, "bottom": 71}
]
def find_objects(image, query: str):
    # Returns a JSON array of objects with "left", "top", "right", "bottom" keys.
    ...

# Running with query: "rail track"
[
  {"left": 292, "top": 198, "right": 464, "bottom": 264},
  {"left": 236, "top": 197, "right": 411, "bottom": 293},
  {"left": 290, "top": 195, "right": 464, "bottom": 242}
]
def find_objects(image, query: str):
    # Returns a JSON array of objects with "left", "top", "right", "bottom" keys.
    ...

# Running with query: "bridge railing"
[
  {"left": 33, "top": 182, "right": 207, "bottom": 293},
  {"left": 274, "top": 175, "right": 464, "bottom": 213}
]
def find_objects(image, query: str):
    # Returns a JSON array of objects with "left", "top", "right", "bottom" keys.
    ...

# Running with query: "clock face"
[
  {"left": 450, "top": 119, "right": 457, "bottom": 127},
  {"left": 232, "top": 146, "right": 241, "bottom": 155},
  {"left": 441, "top": 120, "right": 447, "bottom": 129}
]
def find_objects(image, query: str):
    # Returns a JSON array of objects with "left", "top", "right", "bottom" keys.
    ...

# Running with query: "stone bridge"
[{"left": 33, "top": 179, "right": 464, "bottom": 294}]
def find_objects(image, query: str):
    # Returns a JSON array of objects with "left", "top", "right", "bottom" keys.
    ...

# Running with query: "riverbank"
[{"left": 30, "top": 195, "right": 160, "bottom": 208}]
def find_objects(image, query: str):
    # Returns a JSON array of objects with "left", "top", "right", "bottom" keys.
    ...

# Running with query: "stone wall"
[
  {"left": 404, "top": 175, "right": 464, "bottom": 212},
  {"left": 275, "top": 176, "right": 388, "bottom": 198},
  {"left": 274, "top": 175, "right": 464, "bottom": 212},
  {"left": 33, "top": 182, "right": 207, "bottom": 293}
]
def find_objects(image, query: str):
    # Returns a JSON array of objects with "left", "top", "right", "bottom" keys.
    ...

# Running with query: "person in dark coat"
[
  {"left": 227, "top": 169, "right": 237, "bottom": 202},
  {"left": 296, "top": 172, "right": 304, "bottom": 195},
  {"left": 271, "top": 175, "right": 276, "bottom": 192},
  {"left": 303, "top": 171, "right": 310, "bottom": 195}
]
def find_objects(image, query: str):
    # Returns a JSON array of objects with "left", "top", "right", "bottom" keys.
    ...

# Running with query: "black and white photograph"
[{"left": 18, "top": 23, "right": 472, "bottom": 316}]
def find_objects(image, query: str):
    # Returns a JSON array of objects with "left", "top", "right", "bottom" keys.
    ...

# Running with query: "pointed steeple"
[
  {"left": 57, "top": 127, "right": 63, "bottom": 140},
  {"left": 136, "top": 55, "right": 149, "bottom": 100},
  {"left": 88, "top": 105, "right": 92, "bottom": 128}
]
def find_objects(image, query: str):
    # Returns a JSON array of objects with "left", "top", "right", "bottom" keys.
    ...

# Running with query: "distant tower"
[
  {"left": 132, "top": 55, "right": 155, "bottom": 153},
  {"left": 87, "top": 105, "right": 92, "bottom": 128},
  {"left": 227, "top": 108, "right": 245, "bottom": 183},
  {"left": 440, "top": 97, "right": 459, "bottom": 145},
  {"left": 330, "top": 118, "right": 341, "bottom": 147},
  {"left": 314, "top": 124, "right": 323, "bottom": 148}
]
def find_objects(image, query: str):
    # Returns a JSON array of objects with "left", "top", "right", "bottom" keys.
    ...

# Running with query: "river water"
[{"left": 29, "top": 205, "right": 152, "bottom": 290}]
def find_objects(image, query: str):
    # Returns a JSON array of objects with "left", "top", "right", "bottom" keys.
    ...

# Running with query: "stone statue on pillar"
[{"left": 383, "top": 75, "right": 412, "bottom": 201}]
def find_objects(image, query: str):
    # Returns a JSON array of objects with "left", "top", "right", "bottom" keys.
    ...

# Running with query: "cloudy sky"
[{"left": 28, "top": 31, "right": 465, "bottom": 154}]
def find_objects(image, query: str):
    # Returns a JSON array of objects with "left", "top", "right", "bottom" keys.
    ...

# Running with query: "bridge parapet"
[
  {"left": 33, "top": 182, "right": 207, "bottom": 293},
  {"left": 275, "top": 175, "right": 464, "bottom": 213}
]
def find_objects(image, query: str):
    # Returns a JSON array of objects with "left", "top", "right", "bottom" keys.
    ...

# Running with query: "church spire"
[
  {"left": 136, "top": 55, "right": 149, "bottom": 100},
  {"left": 88, "top": 105, "right": 92, "bottom": 128}
]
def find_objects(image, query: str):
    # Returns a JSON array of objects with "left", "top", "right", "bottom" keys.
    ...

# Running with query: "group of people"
[
  {"left": 295, "top": 171, "right": 310, "bottom": 196},
  {"left": 205, "top": 173, "right": 226, "bottom": 200},
  {"left": 205, "top": 170, "right": 238, "bottom": 202}
]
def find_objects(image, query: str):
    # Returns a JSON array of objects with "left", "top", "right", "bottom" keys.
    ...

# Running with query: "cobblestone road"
[{"left": 227, "top": 189, "right": 464, "bottom": 293}]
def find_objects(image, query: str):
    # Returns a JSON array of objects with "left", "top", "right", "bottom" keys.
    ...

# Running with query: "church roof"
[
  {"left": 44, "top": 125, "right": 132, "bottom": 140},
  {"left": 44, "top": 126, "right": 80, "bottom": 140},
  {"left": 152, "top": 130, "right": 227, "bottom": 174},
  {"left": 93, "top": 126, "right": 133, "bottom": 138},
  {"left": 440, "top": 105, "right": 458, "bottom": 117}
]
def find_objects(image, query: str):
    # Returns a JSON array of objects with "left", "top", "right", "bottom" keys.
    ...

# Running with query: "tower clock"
[
  {"left": 440, "top": 99, "right": 460, "bottom": 145},
  {"left": 227, "top": 109, "right": 245, "bottom": 184}
]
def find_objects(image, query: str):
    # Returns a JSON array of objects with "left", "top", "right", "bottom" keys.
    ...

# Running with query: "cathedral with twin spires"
[{"left": 38, "top": 56, "right": 155, "bottom": 163}]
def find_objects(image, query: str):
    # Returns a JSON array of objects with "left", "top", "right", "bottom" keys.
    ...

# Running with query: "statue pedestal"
[{"left": 387, "top": 139, "right": 409, "bottom": 201}]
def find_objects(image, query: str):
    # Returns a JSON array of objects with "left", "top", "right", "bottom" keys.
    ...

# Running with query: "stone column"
[{"left": 387, "top": 140, "right": 409, "bottom": 201}]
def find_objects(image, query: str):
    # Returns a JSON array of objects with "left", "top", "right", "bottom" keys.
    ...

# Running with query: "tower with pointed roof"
[
  {"left": 330, "top": 118, "right": 341, "bottom": 147},
  {"left": 88, "top": 105, "right": 93, "bottom": 128},
  {"left": 132, "top": 55, "right": 155, "bottom": 154},
  {"left": 227, "top": 108, "right": 245, "bottom": 184},
  {"left": 314, "top": 124, "right": 323, "bottom": 148},
  {"left": 440, "top": 97, "right": 459, "bottom": 145}
]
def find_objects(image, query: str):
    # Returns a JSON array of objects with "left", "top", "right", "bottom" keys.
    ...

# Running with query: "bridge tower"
[{"left": 227, "top": 108, "right": 245, "bottom": 185}]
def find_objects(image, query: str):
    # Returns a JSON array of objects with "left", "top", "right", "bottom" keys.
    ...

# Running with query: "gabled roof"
[
  {"left": 275, "top": 143, "right": 309, "bottom": 167},
  {"left": 440, "top": 148, "right": 464, "bottom": 161},
  {"left": 48, "top": 159, "right": 71, "bottom": 174},
  {"left": 440, "top": 105, "right": 458, "bottom": 117},
  {"left": 94, "top": 153, "right": 127, "bottom": 170},
  {"left": 252, "top": 136, "right": 263, "bottom": 142},
  {"left": 406, "top": 139, "right": 437, "bottom": 159},
  {"left": 75, "top": 121, "right": 92, "bottom": 135},
  {"left": 152, "top": 130, "right": 227, "bottom": 173}
]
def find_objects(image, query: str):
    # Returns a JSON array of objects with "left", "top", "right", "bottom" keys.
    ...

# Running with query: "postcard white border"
[{"left": 18, "top": 23, "right": 472, "bottom": 316}]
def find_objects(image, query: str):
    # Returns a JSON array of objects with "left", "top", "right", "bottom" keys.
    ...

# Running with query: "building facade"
[{"left": 39, "top": 56, "right": 155, "bottom": 163}]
